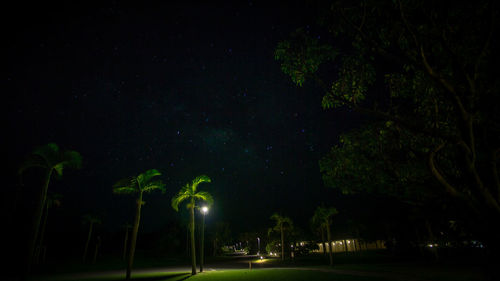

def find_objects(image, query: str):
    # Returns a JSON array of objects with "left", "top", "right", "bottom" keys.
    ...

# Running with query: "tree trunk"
[
  {"left": 83, "top": 222, "right": 94, "bottom": 263},
  {"left": 185, "top": 226, "right": 189, "bottom": 256},
  {"left": 25, "top": 169, "right": 52, "bottom": 276},
  {"left": 320, "top": 228, "right": 327, "bottom": 257},
  {"left": 126, "top": 192, "right": 143, "bottom": 280},
  {"left": 326, "top": 221, "right": 334, "bottom": 266},
  {"left": 123, "top": 226, "right": 129, "bottom": 261},
  {"left": 35, "top": 201, "right": 50, "bottom": 265},
  {"left": 189, "top": 203, "right": 197, "bottom": 275},
  {"left": 93, "top": 236, "right": 101, "bottom": 264},
  {"left": 200, "top": 213, "right": 205, "bottom": 272},
  {"left": 280, "top": 224, "right": 285, "bottom": 261}
]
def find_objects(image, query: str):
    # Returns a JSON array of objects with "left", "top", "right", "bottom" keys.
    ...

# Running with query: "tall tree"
[
  {"left": 269, "top": 213, "right": 293, "bottom": 261},
  {"left": 312, "top": 206, "right": 339, "bottom": 266},
  {"left": 18, "top": 143, "right": 82, "bottom": 274},
  {"left": 81, "top": 214, "right": 101, "bottom": 263},
  {"left": 275, "top": 0, "right": 500, "bottom": 249},
  {"left": 310, "top": 215, "right": 327, "bottom": 258},
  {"left": 171, "top": 175, "right": 213, "bottom": 276},
  {"left": 34, "top": 192, "right": 62, "bottom": 264},
  {"left": 113, "top": 169, "right": 165, "bottom": 280},
  {"left": 122, "top": 223, "right": 132, "bottom": 261}
]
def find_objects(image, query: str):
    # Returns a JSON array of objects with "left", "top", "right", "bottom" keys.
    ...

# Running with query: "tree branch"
[
  {"left": 428, "top": 142, "right": 461, "bottom": 197},
  {"left": 474, "top": 2, "right": 495, "bottom": 82},
  {"left": 466, "top": 149, "right": 500, "bottom": 214},
  {"left": 492, "top": 148, "right": 500, "bottom": 202},
  {"left": 312, "top": 73, "right": 457, "bottom": 143}
]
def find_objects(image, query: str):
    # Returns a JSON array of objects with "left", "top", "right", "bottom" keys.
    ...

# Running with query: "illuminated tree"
[
  {"left": 269, "top": 213, "right": 293, "bottom": 261},
  {"left": 19, "top": 143, "right": 82, "bottom": 273},
  {"left": 113, "top": 169, "right": 165, "bottom": 280},
  {"left": 312, "top": 206, "right": 338, "bottom": 266},
  {"left": 81, "top": 214, "right": 101, "bottom": 263},
  {"left": 171, "top": 175, "right": 213, "bottom": 276}
]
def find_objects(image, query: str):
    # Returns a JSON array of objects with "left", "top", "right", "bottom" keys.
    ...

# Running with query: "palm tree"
[
  {"left": 310, "top": 214, "right": 327, "bottom": 258},
  {"left": 270, "top": 213, "right": 293, "bottom": 261},
  {"left": 171, "top": 175, "right": 213, "bottom": 276},
  {"left": 82, "top": 214, "right": 101, "bottom": 263},
  {"left": 122, "top": 223, "right": 132, "bottom": 261},
  {"left": 312, "top": 206, "right": 338, "bottom": 266},
  {"left": 34, "top": 192, "right": 62, "bottom": 264},
  {"left": 113, "top": 169, "right": 165, "bottom": 280},
  {"left": 19, "top": 143, "right": 82, "bottom": 273}
]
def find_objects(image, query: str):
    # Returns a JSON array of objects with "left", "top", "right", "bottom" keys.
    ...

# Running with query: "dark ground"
[{"left": 30, "top": 251, "right": 489, "bottom": 281}]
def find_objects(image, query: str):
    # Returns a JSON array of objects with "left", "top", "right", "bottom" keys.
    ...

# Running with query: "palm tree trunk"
[
  {"left": 326, "top": 221, "right": 333, "bottom": 266},
  {"left": 189, "top": 204, "right": 197, "bottom": 275},
  {"left": 35, "top": 201, "right": 50, "bottom": 265},
  {"left": 93, "top": 236, "right": 101, "bottom": 264},
  {"left": 83, "top": 222, "right": 94, "bottom": 263},
  {"left": 123, "top": 226, "right": 129, "bottom": 261},
  {"left": 25, "top": 169, "right": 52, "bottom": 275},
  {"left": 200, "top": 213, "right": 205, "bottom": 272},
  {"left": 320, "top": 228, "right": 326, "bottom": 256},
  {"left": 126, "top": 192, "right": 143, "bottom": 280},
  {"left": 280, "top": 224, "right": 285, "bottom": 261}
]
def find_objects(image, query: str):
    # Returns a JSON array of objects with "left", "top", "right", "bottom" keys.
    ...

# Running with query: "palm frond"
[
  {"left": 325, "top": 207, "right": 339, "bottom": 218},
  {"left": 142, "top": 180, "right": 166, "bottom": 193},
  {"left": 53, "top": 162, "right": 64, "bottom": 176},
  {"left": 137, "top": 169, "right": 161, "bottom": 187},
  {"left": 18, "top": 155, "right": 48, "bottom": 176},
  {"left": 112, "top": 177, "right": 138, "bottom": 194},
  {"left": 194, "top": 191, "right": 213, "bottom": 205},
  {"left": 32, "top": 143, "right": 60, "bottom": 168},
  {"left": 63, "top": 150, "right": 83, "bottom": 170},
  {"left": 191, "top": 175, "right": 211, "bottom": 192},
  {"left": 270, "top": 213, "right": 293, "bottom": 229},
  {"left": 171, "top": 193, "right": 190, "bottom": 211}
]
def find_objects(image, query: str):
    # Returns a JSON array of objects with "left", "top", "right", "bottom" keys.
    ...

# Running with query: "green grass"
[
  {"left": 188, "top": 269, "right": 389, "bottom": 281},
  {"left": 32, "top": 269, "right": 391, "bottom": 281}
]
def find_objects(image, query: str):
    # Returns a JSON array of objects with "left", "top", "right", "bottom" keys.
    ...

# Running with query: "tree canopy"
[{"left": 276, "top": 0, "right": 500, "bottom": 242}]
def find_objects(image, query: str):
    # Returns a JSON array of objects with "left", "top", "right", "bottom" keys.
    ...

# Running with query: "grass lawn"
[
  {"left": 31, "top": 269, "right": 391, "bottom": 281},
  {"left": 187, "top": 269, "right": 389, "bottom": 281}
]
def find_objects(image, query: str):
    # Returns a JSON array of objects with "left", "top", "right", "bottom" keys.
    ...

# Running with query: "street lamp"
[
  {"left": 200, "top": 206, "right": 209, "bottom": 273},
  {"left": 257, "top": 237, "right": 260, "bottom": 255}
]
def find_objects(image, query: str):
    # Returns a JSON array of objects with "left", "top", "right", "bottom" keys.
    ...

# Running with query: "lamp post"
[
  {"left": 257, "top": 237, "right": 260, "bottom": 255},
  {"left": 200, "top": 206, "right": 209, "bottom": 273}
]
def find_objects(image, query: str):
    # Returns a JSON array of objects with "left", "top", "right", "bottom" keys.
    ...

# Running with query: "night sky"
[{"left": 5, "top": 2, "right": 363, "bottom": 235}]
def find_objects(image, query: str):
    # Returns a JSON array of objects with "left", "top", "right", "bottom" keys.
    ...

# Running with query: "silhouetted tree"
[
  {"left": 82, "top": 214, "right": 101, "bottom": 263},
  {"left": 312, "top": 206, "right": 338, "bottom": 266},
  {"left": 269, "top": 213, "right": 293, "bottom": 261},
  {"left": 19, "top": 143, "right": 81, "bottom": 275},
  {"left": 275, "top": 0, "right": 500, "bottom": 259},
  {"left": 34, "top": 192, "right": 62, "bottom": 264}
]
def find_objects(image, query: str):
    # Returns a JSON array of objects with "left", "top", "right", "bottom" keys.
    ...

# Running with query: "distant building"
[{"left": 314, "top": 239, "right": 386, "bottom": 253}]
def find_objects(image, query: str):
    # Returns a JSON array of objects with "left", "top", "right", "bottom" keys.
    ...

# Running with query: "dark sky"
[{"left": 5, "top": 1, "right": 363, "bottom": 235}]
